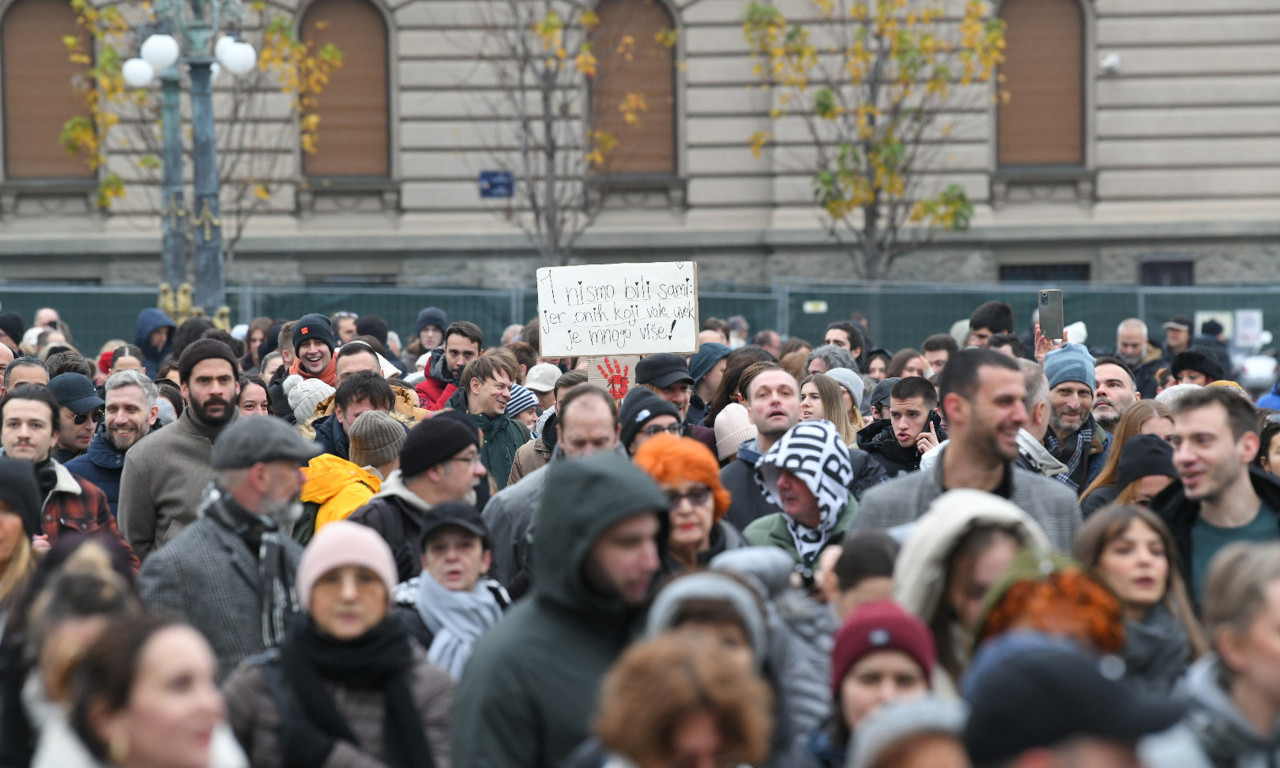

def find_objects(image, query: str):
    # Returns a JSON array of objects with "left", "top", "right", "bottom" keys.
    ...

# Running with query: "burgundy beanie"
[
  {"left": 177, "top": 338, "right": 240, "bottom": 384},
  {"left": 831, "top": 600, "right": 935, "bottom": 698},
  {"left": 296, "top": 521, "right": 398, "bottom": 609}
]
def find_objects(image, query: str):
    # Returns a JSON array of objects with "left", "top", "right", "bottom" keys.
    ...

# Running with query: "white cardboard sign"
[{"left": 536, "top": 262, "right": 699, "bottom": 357}]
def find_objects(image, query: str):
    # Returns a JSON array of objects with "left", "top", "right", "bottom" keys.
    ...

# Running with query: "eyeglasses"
[
  {"left": 665, "top": 485, "right": 712, "bottom": 508},
  {"left": 642, "top": 423, "right": 683, "bottom": 437},
  {"left": 73, "top": 408, "right": 104, "bottom": 425},
  {"left": 449, "top": 454, "right": 482, "bottom": 467}
]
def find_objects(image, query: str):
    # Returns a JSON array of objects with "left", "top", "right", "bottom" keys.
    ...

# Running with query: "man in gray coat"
[
  {"left": 137, "top": 417, "right": 319, "bottom": 680},
  {"left": 849, "top": 348, "right": 1081, "bottom": 551},
  {"left": 119, "top": 339, "right": 241, "bottom": 559}
]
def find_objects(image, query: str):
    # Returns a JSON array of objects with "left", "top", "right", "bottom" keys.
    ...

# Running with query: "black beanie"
[
  {"left": 1116, "top": 434, "right": 1178, "bottom": 489},
  {"left": 618, "top": 388, "right": 681, "bottom": 450},
  {"left": 1170, "top": 346, "right": 1224, "bottom": 382},
  {"left": 356, "top": 315, "right": 389, "bottom": 347},
  {"left": 292, "top": 313, "right": 335, "bottom": 354},
  {"left": 0, "top": 457, "right": 43, "bottom": 538},
  {"left": 0, "top": 313, "right": 24, "bottom": 347},
  {"left": 178, "top": 338, "right": 240, "bottom": 384},
  {"left": 400, "top": 411, "right": 480, "bottom": 479}
]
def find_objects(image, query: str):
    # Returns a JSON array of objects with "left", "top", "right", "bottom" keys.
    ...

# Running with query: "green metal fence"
[{"left": 3, "top": 280, "right": 1279, "bottom": 357}]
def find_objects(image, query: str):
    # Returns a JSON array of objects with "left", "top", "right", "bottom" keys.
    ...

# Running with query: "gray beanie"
[
  {"left": 849, "top": 697, "right": 968, "bottom": 768},
  {"left": 824, "top": 367, "right": 865, "bottom": 410},
  {"left": 349, "top": 410, "right": 406, "bottom": 468},
  {"left": 645, "top": 571, "right": 768, "bottom": 670},
  {"left": 1044, "top": 342, "right": 1095, "bottom": 391}
]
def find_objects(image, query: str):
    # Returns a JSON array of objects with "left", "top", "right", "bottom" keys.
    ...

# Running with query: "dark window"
[
  {"left": 997, "top": 0, "right": 1083, "bottom": 167},
  {"left": 300, "top": 0, "right": 389, "bottom": 177},
  {"left": 1000, "top": 263, "right": 1091, "bottom": 283},
  {"left": 2, "top": 0, "right": 94, "bottom": 179},
  {"left": 1140, "top": 260, "right": 1194, "bottom": 287},
  {"left": 590, "top": 0, "right": 676, "bottom": 175}
]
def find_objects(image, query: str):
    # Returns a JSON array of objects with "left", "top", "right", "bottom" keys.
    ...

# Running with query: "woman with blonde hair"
[
  {"left": 1079, "top": 399, "right": 1175, "bottom": 515},
  {"left": 799, "top": 374, "right": 856, "bottom": 446},
  {"left": 593, "top": 634, "right": 774, "bottom": 768},
  {"left": 1073, "top": 504, "right": 1207, "bottom": 694}
]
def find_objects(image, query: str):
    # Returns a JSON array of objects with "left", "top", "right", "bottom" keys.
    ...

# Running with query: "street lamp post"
[{"left": 121, "top": 1, "right": 257, "bottom": 316}]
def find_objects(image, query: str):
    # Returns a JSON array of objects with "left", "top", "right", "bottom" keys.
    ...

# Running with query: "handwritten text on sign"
[{"left": 537, "top": 262, "right": 699, "bottom": 356}]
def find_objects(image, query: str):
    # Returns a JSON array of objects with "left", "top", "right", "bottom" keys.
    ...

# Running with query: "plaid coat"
[{"left": 43, "top": 460, "right": 139, "bottom": 572}]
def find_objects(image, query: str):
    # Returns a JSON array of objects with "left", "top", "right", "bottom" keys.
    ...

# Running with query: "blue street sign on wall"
[{"left": 479, "top": 171, "right": 514, "bottom": 199}]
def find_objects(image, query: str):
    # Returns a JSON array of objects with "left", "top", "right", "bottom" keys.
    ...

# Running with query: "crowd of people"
[{"left": 0, "top": 299, "right": 1278, "bottom": 767}]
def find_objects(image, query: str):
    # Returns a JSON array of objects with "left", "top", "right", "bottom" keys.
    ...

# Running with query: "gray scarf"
[{"left": 415, "top": 572, "right": 504, "bottom": 680}]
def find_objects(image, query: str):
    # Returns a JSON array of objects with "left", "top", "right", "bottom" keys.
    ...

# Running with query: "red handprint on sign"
[{"left": 598, "top": 357, "right": 630, "bottom": 400}]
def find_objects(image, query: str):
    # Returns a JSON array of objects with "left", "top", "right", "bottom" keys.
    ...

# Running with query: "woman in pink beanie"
[{"left": 223, "top": 521, "right": 454, "bottom": 768}]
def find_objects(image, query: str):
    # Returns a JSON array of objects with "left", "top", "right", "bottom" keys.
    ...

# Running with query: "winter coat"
[
  {"left": 1257, "top": 381, "right": 1280, "bottom": 411},
  {"left": 223, "top": 642, "right": 453, "bottom": 768},
  {"left": 133, "top": 307, "right": 175, "bottom": 378},
  {"left": 720, "top": 438, "right": 888, "bottom": 533},
  {"left": 302, "top": 454, "right": 382, "bottom": 532},
  {"left": 742, "top": 497, "right": 858, "bottom": 567},
  {"left": 1130, "top": 342, "right": 1166, "bottom": 401},
  {"left": 849, "top": 445, "right": 1082, "bottom": 552},
  {"left": 1141, "top": 656, "right": 1280, "bottom": 768},
  {"left": 1081, "top": 485, "right": 1119, "bottom": 517},
  {"left": 1045, "top": 415, "right": 1111, "bottom": 493},
  {"left": 31, "top": 704, "right": 247, "bottom": 768},
  {"left": 858, "top": 415, "right": 946, "bottom": 477},
  {"left": 346, "top": 471, "right": 437, "bottom": 583},
  {"left": 298, "top": 386, "right": 424, "bottom": 442},
  {"left": 1153, "top": 465, "right": 1280, "bottom": 592},
  {"left": 892, "top": 491, "right": 1052, "bottom": 693},
  {"left": 266, "top": 364, "right": 295, "bottom": 422},
  {"left": 415, "top": 349, "right": 457, "bottom": 411},
  {"left": 118, "top": 406, "right": 237, "bottom": 560},
  {"left": 451, "top": 453, "right": 669, "bottom": 768},
  {"left": 137, "top": 498, "right": 303, "bottom": 680},
  {"left": 38, "top": 459, "right": 140, "bottom": 571},
  {"left": 311, "top": 413, "right": 350, "bottom": 460},
  {"left": 64, "top": 431, "right": 127, "bottom": 517},
  {"left": 444, "top": 387, "right": 530, "bottom": 492},
  {"left": 508, "top": 436, "right": 551, "bottom": 487},
  {"left": 659, "top": 519, "right": 748, "bottom": 576}
]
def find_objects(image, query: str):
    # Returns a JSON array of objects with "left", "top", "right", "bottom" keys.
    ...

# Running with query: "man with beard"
[
  {"left": 119, "top": 339, "right": 241, "bottom": 560},
  {"left": 1042, "top": 343, "right": 1111, "bottom": 495},
  {"left": 849, "top": 349, "right": 1081, "bottom": 551},
  {"left": 137, "top": 416, "right": 318, "bottom": 679},
  {"left": 65, "top": 370, "right": 159, "bottom": 517},
  {"left": 0, "top": 384, "right": 138, "bottom": 569},
  {"left": 1115, "top": 318, "right": 1164, "bottom": 399},
  {"left": 416, "top": 321, "right": 483, "bottom": 412},
  {"left": 1091, "top": 356, "right": 1139, "bottom": 435}
]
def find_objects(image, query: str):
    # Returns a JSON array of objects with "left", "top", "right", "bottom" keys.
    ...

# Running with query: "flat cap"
[{"left": 211, "top": 416, "right": 321, "bottom": 470}]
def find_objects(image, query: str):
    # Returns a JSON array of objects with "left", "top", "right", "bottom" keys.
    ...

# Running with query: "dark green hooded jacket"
[{"left": 451, "top": 452, "right": 668, "bottom": 768}]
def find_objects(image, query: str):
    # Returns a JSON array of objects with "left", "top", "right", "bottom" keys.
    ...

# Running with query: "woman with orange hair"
[{"left": 633, "top": 433, "right": 746, "bottom": 574}]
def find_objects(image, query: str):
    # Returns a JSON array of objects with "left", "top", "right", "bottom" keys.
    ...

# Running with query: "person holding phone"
[{"left": 1042, "top": 344, "right": 1112, "bottom": 494}]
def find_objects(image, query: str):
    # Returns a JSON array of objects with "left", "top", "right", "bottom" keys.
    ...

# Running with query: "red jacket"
[{"left": 43, "top": 461, "right": 141, "bottom": 572}]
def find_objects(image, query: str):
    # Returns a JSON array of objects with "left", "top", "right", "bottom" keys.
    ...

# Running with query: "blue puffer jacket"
[{"left": 63, "top": 431, "right": 127, "bottom": 517}]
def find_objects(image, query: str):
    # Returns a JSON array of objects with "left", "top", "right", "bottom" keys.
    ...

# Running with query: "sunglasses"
[
  {"left": 641, "top": 423, "right": 683, "bottom": 437},
  {"left": 73, "top": 408, "right": 104, "bottom": 425},
  {"left": 666, "top": 485, "right": 712, "bottom": 508}
]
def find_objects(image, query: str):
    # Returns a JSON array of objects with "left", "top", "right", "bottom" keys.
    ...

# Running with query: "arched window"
[
  {"left": 1, "top": 0, "right": 93, "bottom": 179},
  {"left": 300, "top": 0, "right": 389, "bottom": 177},
  {"left": 997, "top": 0, "right": 1083, "bottom": 167},
  {"left": 590, "top": 0, "right": 676, "bottom": 176}
]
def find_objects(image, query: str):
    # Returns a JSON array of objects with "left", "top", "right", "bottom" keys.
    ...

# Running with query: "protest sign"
[{"left": 536, "top": 262, "right": 699, "bottom": 357}]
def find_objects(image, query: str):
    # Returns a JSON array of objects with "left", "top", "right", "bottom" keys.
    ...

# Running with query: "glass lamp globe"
[{"left": 140, "top": 34, "right": 180, "bottom": 72}]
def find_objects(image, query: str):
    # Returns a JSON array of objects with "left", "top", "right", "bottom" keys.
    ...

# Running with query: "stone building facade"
[{"left": 0, "top": 0, "right": 1275, "bottom": 287}]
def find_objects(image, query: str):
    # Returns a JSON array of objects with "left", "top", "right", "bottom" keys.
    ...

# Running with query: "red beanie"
[{"left": 831, "top": 600, "right": 935, "bottom": 698}]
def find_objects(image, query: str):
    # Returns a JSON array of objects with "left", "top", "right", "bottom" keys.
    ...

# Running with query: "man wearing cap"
[
  {"left": 1171, "top": 345, "right": 1225, "bottom": 386},
  {"left": 635, "top": 353, "right": 717, "bottom": 453},
  {"left": 65, "top": 370, "right": 159, "bottom": 518},
  {"left": 856, "top": 377, "right": 901, "bottom": 449},
  {"left": 264, "top": 313, "right": 335, "bottom": 422},
  {"left": 137, "top": 416, "right": 316, "bottom": 679},
  {"left": 484, "top": 385, "right": 622, "bottom": 596},
  {"left": 453, "top": 452, "right": 668, "bottom": 768},
  {"left": 348, "top": 413, "right": 488, "bottom": 581},
  {"left": 0, "top": 384, "right": 138, "bottom": 569},
  {"left": 119, "top": 338, "right": 240, "bottom": 560},
  {"left": 392, "top": 501, "right": 511, "bottom": 678},
  {"left": 416, "top": 321, "right": 484, "bottom": 412},
  {"left": 1042, "top": 343, "right": 1111, "bottom": 494},
  {"left": 524, "top": 362, "right": 561, "bottom": 412},
  {"left": 851, "top": 349, "right": 1081, "bottom": 551},
  {"left": 0, "top": 312, "right": 23, "bottom": 354},
  {"left": 47, "top": 372, "right": 104, "bottom": 463},
  {"left": 722, "top": 366, "right": 886, "bottom": 531},
  {"left": 963, "top": 633, "right": 1185, "bottom": 768},
  {"left": 1163, "top": 314, "right": 1193, "bottom": 361},
  {"left": 687, "top": 342, "right": 730, "bottom": 428}
]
